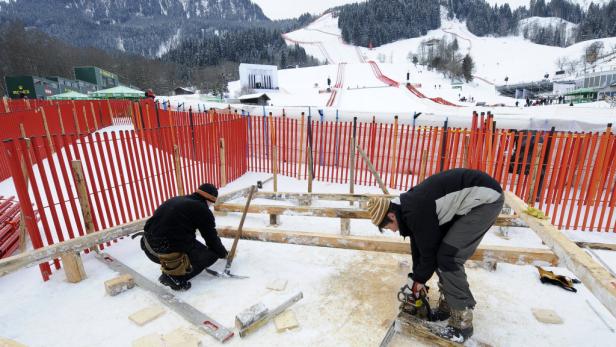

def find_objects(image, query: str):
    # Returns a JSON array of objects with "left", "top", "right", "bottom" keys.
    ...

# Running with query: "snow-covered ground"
[{"left": 1, "top": 172, "right": 615, "bottom": 346}]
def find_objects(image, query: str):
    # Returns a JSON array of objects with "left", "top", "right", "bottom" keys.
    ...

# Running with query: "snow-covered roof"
[{"left": 239, "top": 93, "right": 270, "bottom": 100}]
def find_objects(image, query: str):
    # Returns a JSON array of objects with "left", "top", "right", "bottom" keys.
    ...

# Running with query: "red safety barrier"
[
  {"left": 3, "top": 108, "right": 248, "bottom": 280},
  {"left": 246, "top": 113, "right": 615, "bottom": 233}
]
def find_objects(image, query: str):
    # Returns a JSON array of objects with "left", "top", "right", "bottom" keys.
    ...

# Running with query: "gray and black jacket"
[{"left": 396, "top": 169, "right": 503, "bottom": 284}]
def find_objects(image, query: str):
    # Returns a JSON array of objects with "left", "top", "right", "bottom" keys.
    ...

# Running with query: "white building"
[
  {"left": 239, "top": 63, "right": 278, "bottom": 90},
  {"left": 553, "top": 81, "right": 576, "bottom": 96}
]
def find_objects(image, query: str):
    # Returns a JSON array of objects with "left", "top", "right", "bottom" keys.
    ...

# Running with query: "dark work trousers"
[
  {"left": 141, "top": 238, "right": 219, "bottom": 281},
  {"left": 435, "top": 193, "right": 504, "bottom": 310}
]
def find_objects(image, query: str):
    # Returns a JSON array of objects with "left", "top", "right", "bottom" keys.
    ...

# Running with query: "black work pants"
[{"left": 141, "top": 238, "right": 219, "bottom": 281}]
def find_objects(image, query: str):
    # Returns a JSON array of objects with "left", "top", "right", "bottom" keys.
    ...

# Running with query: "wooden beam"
[
  {"left": 216, "top": 227, "right": 557, "bottom": 266},
  {"left": 576, "top": 242, "right": 616, "bottom": 252},
  {"left": 253, "top": 191, "right": 397, "bottom": 201},
  {"left": 504, "top": 191, "right": 616, "bottom": 318},
  {"left": 0, "top": 220, "right": 146, "bottom": 277},
  {"left": 215, "top": 203, "right": 521, "bottom": 227},
  {"left": 215, "top": 177, "right": 273, "bottom": 206}
]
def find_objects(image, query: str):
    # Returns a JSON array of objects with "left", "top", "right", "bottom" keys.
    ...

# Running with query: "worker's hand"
[{"left": 411, "top": 281, "right": 427, "bottom": 299}]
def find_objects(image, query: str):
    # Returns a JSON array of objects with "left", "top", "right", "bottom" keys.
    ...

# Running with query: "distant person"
[
  {"left": 406, "top": 71, "right": 410, "bottom": 81},
  {"left": 134, "top": 183, "right": 228, "bottom": 291},
  {"left": 327, "top": 77, "right": 331, "bottom": 87},
  {"left": 515, "top": 101, "right": 519, "bottom": 107}
]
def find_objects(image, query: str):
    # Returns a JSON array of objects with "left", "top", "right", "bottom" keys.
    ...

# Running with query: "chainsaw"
[{"left": 397, "top": 285, "right": 436, "bottom": 321}]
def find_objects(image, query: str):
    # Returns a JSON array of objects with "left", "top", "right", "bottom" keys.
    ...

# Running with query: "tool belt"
[{"left": 132, "top": 232, "right": 192, "bottom": 277}]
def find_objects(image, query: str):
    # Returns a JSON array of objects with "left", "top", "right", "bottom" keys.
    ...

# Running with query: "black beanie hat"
[{"left": 198, "top": 183, "right": 218, "bottom": 199}]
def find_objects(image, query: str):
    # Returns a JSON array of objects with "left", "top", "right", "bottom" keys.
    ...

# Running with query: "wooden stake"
[
  {"left": 173, "top": 145, "right": 184, "bottom": 195},
  {"left": 356, "top": 144, "right": 389, "bottom": 194},
  {"left": 71, "top": 161, "right": 95, "bottom": 236},
  {"left": 527, "top": 143, "right": 543, "bottom": 206},
  {"left": 462, "top": 135, "right": 470, "bottom": 168},
  {"left": 60, "top": 252, "right": 87, "bottom": 283},
  {"left": 89, "top": 102, "right": 99, "bottom": 130},
  {"left": 307, "top": 142, "right": 314, "bottom": 193},
  {"left": 505, "top": 191, "right": 616, "bottom": 318},
  {"left": 389, "top": 116, "right": 399, "bottom": 187},
  {"left": 82, "top": 106, "right": 90, "bottom": 132},
  {"left": 220, "top": 138, "right": 227, "bottom": 187},
  {"left": 39, "top": 107, "right": 55, "bottom": 153},
  {"left": 419, "top": 150, "right": 428, "bottom": 182},
  {"left": 297, "top": 113, "right": 305, "bottom": 180},
  {"left": 57, "top": 105, "right": 66, "bottom": 135},
  {"left": 340, "top": 218, "right": 351, "bottom": 236},
  {"left": 72, "top": 104, "right": 81, "bottom": 135}
]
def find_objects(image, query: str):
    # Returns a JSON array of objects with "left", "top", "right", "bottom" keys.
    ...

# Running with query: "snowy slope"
[
  {"left": 485, "top": 0, "right": 613, "bottom": 8},
  {"left": 251, "top": 0, "right": 364, "bottom": 20},
  {"left": 517, "top": 16, "right": 578, "bottom": 45}
]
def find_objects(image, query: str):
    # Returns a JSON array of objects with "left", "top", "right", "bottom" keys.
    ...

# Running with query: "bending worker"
[
  {"left": 368, "top": 168, "right": 504, "bottom": 341},
  {"left": 135, "top": 183, "right": 228, "bottom": 291}
]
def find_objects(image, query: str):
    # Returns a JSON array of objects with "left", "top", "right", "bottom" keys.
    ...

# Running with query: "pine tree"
[{"left": 462, "top": 54, "right": 475, "bottom": 82}]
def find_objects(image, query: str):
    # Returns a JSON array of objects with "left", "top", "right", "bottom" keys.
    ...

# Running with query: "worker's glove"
[{"left": 400, "top": 274, "right": 427, "bottom": 300}]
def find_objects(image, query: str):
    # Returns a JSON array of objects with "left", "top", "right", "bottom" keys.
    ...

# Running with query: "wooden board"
[
  {"left": 217, "top": 227, "right": 558, "bottom": 266},
  {"left": 505, "top": 191, "right": 616, "bottom": 319},
  {"left": 274, "top": 310, "right": 299, "bottom": 332},
  {"left": 132, "top": 333, "right": 165, "bottom": 347},
  {"left": 129, "top": 306, "right": 166, "bottom": 326},
  {"left": 0, "top": 219, "right": 146, "bottom": 277},
  {"left": 531, "top": 308, "right": 563, "bottom": 324},
  {"left": 215, "top": 204, "right": 520, "bottom": 227}
]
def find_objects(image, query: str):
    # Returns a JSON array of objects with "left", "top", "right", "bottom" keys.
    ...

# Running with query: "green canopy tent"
[
  {"left": 48, "top": 91, "right": 91, "bottom": 100},
  {"left": 90, "top": 85, "right": 145, "bottom": 100},
  {"left": 565, "top": 87, "right": 597, "bottom": 104}
]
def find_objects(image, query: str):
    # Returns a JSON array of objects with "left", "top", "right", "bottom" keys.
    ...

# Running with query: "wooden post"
[
  {"left": 527, "top": 143, "right": 543, "bottom": 206},
  {"left": 82, "top": 106, "right": 90, "bottom": 132},
  {"left": 57, "top": 105, "right": 66, "bottom": 135},
  {"left": 72, "top": 104, "right": 81, "bottom": 135},
  {"left": 173, "top": 145, "right": 184, "bottom": 195},
  {"left": 18, "top": 128, "right": 31, "bottom": 253},
  {"left": 39, "top": 107, "right": 55, "bottom": 153},
  {"left": 356, "top": 144, "right": 389, "bottom": 194},
  {"left": 297, "top": 113, "right": 305, "bottom": 180},
  {"left": 89, "top": 102, "right": 99, "bottom": 130},
  {"left": 419, "top": 150, "right": 428, "bottom": 182},
  {"left": 349, "top": 117, "right": 357, "bottom": 197},
  {"left": 340, "top": 218, "right": 351, "bottom": 236},
  {"left": 307, "top": 116, "right": 314, "bottom": 193},
  {"left": 71, "top": 161, "right": 95, "bottom": 236},
  {"left": 389, "top": 116, "right": 399, "bottom": 187},
  {"left": 60, "top": 252, "right": 87, "bottom": 283},
  {"left": 220, "top": 138, "right": 227, "bottom": 187}
]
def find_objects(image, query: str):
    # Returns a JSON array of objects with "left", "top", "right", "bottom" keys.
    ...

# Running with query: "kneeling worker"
[
  {"left": 136, "top": 183, "right": 228, "bottom": 291},
  {"left": 368, "top": 168, "right": 504, "bottom": 341}
]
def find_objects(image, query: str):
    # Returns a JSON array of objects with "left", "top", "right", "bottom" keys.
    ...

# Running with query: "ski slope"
[{"left": 222, "top": 12, "right": 616, "bottom": 131}]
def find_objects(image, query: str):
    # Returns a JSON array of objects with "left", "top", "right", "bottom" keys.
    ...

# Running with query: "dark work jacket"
[
  {"left": 397, "top": 169, "right": 503, "bottom": 284},
  {"left": 143, "top": 193, "right": 227, "bottom": 258}
]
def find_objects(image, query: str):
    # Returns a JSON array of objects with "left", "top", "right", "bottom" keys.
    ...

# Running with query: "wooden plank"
[
  {"left": 238, "top": 291, "right": 303, "bottom": 337},
  {"left": 0, "top": 219, "right": 146, "bottom": 277},
  {"left": 253, "top": 191, "right": 397, "bottom": 201},
  {"left": 504, "top": 191, "right": 616, "bottom": 318},
  {"left": 576, "top": 242, "right": 616, "bottom": 252},
  {"left": 216, "top": 227, "right": 557, "bottom": 265},
  {"left": 215, "top": 203, "right": 520, "bottom": 227},
  {"left": 216, "top": 177, "right": 273, "bottom": 205}
]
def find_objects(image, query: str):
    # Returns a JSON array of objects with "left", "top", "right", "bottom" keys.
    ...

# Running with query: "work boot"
[
  {"left": 433, "top": 291, "right": 451, "bottom": 321},
  {"left": 159, "top": 273, "right": 191, "bottom": 291},
  {"left": 439, "top": 307, "right": 473, "bottom": 342}
]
